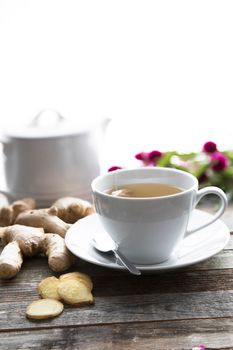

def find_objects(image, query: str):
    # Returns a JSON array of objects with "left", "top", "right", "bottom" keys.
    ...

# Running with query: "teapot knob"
[{"left": 29, "top": 109, "right": 65, "bottom": 128}]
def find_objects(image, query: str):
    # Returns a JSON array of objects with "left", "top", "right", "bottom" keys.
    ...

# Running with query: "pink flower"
[
  {"left": 211, "top": 152, "right": 228, "bottom": 171},
  {"left": 108, "top": 166, "right": 122, "bottom": 172},
  {"left": 135, "top": 152, "right": 150, "bottom": 161},
  {"left": 203, "top": 141, "right": 217, "bottom": 153},
  {"left": 148, "top": 150, "right": 162, "bottom": 161},
  {"left": 135, "top": 150, "right": 162, "bottom": 166},
  {"left": 198, "top": 173, "right": 208, "bottom": 184}
]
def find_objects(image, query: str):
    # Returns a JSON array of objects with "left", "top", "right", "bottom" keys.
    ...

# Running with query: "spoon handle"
[{"left": 113, "top": 249, "right": 141, "bottom": 275}]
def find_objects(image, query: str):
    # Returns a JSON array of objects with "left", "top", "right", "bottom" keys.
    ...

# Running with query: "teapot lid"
[{"left": 3, "top": 110, "right": 93, "bottom": 139}]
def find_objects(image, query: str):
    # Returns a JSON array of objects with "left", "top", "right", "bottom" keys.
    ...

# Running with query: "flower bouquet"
[{"left": 108, "top": 141, "right": 233, "bottom": 201}]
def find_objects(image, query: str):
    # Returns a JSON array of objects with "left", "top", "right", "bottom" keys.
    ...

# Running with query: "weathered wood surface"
[
  {"left": 1, "top": 318, "right": 233, "bottom": 350},
  {"left": 0, "top": 206, "right": 233, "bottom": 350}
]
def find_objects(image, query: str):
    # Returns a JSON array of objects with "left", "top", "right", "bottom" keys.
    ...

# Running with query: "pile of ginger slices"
[{"left": 26, "top": 272, "right": 94, "bottom": 320}]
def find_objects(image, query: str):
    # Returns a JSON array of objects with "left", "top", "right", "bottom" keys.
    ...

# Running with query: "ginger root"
[
  {"left": 0, "top": 198, "right": 36, "bottom": 227},
  {"left": 15, "top": 207, "right": 70, "bottom": 238},
  {"left": 0, "top": 225, "right": 75, "bottom": 279},
  {"left": 0, "top": 225, "right": 44, "bottom": 279},
  {"left": 0, "top": 241, "right": 23, "bottom": 279},
  {"left": 0, "top": 224, "right": 44, "bottom": 256},
  {"left": 42, "top": 233, "right": 76, "bottom": 272},
  {"left": 51, "top": 197, "right": 94, "bottom": 224},
  {"left": 0, "top": 195, "right": 93, "bottom": 279}
]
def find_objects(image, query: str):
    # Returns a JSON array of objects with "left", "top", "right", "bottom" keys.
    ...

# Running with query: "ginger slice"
[
  {"left": 57, "top": 279, "right": 94, "bottom": 306},
  {"left": 59, "top": 271, "right": 93, "bottom": 291},
  {"left": 38, "top": 276, "right": 60, "bottom": 300},
  {"left": 26, "top": 299, "right": 64, "bottom": 319}
]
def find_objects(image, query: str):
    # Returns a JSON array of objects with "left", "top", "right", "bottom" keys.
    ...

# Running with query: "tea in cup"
[{"left": 91, "top": 167, "right": 227, "bottom": 264}]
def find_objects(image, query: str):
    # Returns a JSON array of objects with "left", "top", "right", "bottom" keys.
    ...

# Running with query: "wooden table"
[{"left": 1, "top": 205, "right": 233, "bottom": 350}]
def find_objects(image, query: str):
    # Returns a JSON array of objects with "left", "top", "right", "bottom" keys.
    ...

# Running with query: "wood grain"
[
  {"left": 1, "top": 289, "right": 233, "bottom": 332},
  {"left": 1, "top": 266, "right": 233, "bottom": 303},
  {"left": 1, "top": 318, "right": 233, "bottom": 350}
]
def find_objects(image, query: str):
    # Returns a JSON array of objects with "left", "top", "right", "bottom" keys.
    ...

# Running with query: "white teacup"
[{"left": 91, "top": 167, "right": 228, "bottom": 265}]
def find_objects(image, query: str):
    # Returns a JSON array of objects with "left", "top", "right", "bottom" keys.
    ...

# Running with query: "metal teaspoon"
[{"left": 92, "top": 231, "right": 141, "bottom": 276}]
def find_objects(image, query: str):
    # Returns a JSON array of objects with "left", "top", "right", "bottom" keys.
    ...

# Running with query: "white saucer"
[{"left": 65, "top": 210, "right": 230, "bottom": 273}]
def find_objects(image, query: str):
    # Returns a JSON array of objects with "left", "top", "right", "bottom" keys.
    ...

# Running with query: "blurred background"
[{"left": 0, "top": 0, "right": 233, "bottom": 171}]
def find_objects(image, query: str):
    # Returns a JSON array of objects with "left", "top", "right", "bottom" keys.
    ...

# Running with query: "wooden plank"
[
  {"left": 1, "top": 290, "right": 233, "bottom": 331},
  {"left": 187, "top": 250, "right": 233, "bottom": 270},
  {"left": 1, "top": 252, "right": 233, "bottom": 304},
  {"left": 2, "top": 267, "right": 233, "bottom": 303},
  {"left": 1, "top": 318, "right": 233, "bottom": 350}
]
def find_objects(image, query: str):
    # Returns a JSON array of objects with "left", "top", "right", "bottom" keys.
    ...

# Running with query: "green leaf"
[
  {"left": 177, "top": 152, "right": 197, "bottom": 160},
  {"left": 193, "top": 163, "right": 209, "bottom": 178},
  {"left": 157, "top": 151, "right": 177, "bottom": 167}
]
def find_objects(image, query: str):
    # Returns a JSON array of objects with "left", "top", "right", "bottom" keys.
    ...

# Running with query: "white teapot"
[{"left": 0, "top": 110, "right": 109, "bottom": 206}]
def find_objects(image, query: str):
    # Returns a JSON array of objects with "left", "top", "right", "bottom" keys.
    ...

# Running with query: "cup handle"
[{"left": 185, "top": 186, "right": 228, "bottom": 237}]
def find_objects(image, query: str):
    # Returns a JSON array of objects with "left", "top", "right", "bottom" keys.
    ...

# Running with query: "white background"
[{"left": 0, "top": 0, "right": 233, "bottom": 170}]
